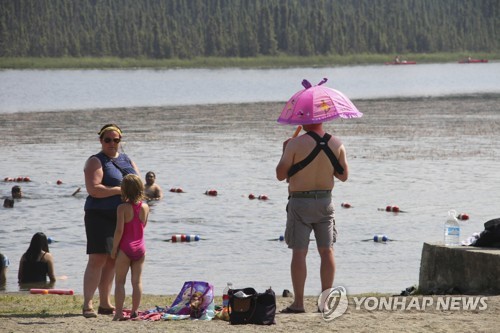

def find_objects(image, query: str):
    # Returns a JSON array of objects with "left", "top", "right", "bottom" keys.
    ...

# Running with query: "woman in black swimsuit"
[{"left": 18, "top": 232, "right": 56, "bottom": 285}]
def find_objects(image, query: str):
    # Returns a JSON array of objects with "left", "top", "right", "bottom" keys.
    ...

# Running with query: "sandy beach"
[{"left": 1, "top": 293, "right": 499, "bottom": 333}]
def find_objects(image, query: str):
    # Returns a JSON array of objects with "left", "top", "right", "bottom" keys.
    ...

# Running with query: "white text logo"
[
  {"left": 318, "top": 287, "right": 488, "bottom": 321},
  {"left": 318, "top": 286, "right": 348, "bottom": 321},
  {"left": 353, "top": 296, "right": 488, "bottom": 311}
]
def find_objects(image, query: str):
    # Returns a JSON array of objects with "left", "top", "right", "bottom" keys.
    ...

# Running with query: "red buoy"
[{"left": 205, "top": 189, "right": 218, "bottom": 196}]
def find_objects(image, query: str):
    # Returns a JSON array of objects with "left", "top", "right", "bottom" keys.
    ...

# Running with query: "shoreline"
[
  {"left": 1, "top": 293, "right": 499, "bottom": 332},
  {"left": 1, "top": 52, "right": 498, "bottom": 69}
]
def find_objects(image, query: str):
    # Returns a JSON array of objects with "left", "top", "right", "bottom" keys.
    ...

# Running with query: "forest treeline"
[{"left": 0, "top": 0, "right": 498, "bottom": 59}]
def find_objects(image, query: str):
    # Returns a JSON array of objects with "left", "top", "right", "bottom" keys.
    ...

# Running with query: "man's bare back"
[{"left": 276, "top": 123, "right": 348, "bottom": 191}]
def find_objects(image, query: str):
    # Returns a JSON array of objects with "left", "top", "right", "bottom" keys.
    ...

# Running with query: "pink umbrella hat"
[{"left": 278, "top": 78, "right": 362, "bottom": 125}]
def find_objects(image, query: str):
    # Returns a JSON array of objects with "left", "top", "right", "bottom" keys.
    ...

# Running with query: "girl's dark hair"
[
  {"left": 0, "top": 253, "right": 5, "bottom": 269},
  {"left": 24, "top": 232, "right": 49, "bottom": 262}
]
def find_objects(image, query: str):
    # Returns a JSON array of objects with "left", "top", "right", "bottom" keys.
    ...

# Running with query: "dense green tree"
[
  {"left": 0, "top": 0, "right": 497, "bottom": 59},
  {"left": 258, "top": 5, "right": 278, "bottom": 55}
]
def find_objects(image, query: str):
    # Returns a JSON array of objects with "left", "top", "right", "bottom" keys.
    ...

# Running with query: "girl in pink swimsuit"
[{"left": 111, "top": 174, "right": 150, "bottom": 321}]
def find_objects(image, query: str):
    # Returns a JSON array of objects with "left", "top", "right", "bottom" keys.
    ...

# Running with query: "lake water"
[
  {"left": 1, "top": 62, "right": 499, "bottom": 114},
  {"left": 1, "top": 63, "right": 499, "bottom": 299}
]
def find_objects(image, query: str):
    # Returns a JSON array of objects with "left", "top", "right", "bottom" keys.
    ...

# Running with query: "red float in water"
[
  {"left": 205, "top": 189, "right": 218, "bottom": 196},
  {"left": 384, "top": 205, "right": 400, "bottom": 213}
]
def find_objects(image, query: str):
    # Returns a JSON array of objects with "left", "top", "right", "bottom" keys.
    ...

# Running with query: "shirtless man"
[
  {"left": 276, "top": 122, "right": 349, "bottom": 313},
  {"left": 144, "top": 171, "right": 163, "bottom": 200}
]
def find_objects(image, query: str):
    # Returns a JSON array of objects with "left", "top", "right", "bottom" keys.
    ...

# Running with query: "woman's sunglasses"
[{"left": 103, "top": 138, "right": 121, "bottom": 144}]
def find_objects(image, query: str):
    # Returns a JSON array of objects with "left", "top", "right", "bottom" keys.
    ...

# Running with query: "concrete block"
[{"left": 419, "top": 242, "right": 500, "bottom": 295}]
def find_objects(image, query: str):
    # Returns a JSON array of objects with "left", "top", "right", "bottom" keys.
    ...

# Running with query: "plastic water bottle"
[
  {"left": 444, "top": 210, "right": 460, "bottom": 246},
  {"left": 222, "top": 282, "right": 233, "bottom": 308}
]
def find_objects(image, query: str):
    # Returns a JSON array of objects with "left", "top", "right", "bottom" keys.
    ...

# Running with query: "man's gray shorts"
[{"left": 285, "top": 191, "right": 337, "bottom": 249}]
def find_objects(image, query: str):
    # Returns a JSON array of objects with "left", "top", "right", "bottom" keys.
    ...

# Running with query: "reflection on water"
[{"left": 1, "top": 96, "right": 500, "bottom": 296}]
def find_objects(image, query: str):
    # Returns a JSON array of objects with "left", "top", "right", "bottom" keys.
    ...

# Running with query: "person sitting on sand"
[
  {"left": 144, "top": 171, "right": 163, "bottom": 200},
  {"left": 18, "top": 232, "right": 56, "bottom": 286}
]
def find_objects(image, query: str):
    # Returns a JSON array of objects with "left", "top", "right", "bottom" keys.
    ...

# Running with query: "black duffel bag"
[
  {"left": 228, "top": 287, "right": 276, "bottom": 325},
  {"left": 473, "top": 218, "right": 500, "bottom": 247}
]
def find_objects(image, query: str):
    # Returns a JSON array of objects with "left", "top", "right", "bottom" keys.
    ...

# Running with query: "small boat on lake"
[
  {"left": 384, "top": 61, "right": 417, "bottom": 65},
  {"left": 458, "top": 59, "right": 488, "bottom": 64}
]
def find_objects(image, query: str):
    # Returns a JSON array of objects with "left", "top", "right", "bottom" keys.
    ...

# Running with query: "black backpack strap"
[
  {"left": 287, "top": 132, "right": 344, "bottom": 178},
  {"left": 318, "top": 133, "right": 345, "bottom": 175},
  {"left": 287, "top": 133, "right": 323, "bottom": 178}
]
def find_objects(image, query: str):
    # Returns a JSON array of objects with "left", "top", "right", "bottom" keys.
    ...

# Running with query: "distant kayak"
[
  {"left": 458, "top": 59, "right": 488, "bottom": 64},
  {"left": 384, "top": 61, "right": 417, "bottom": 65}
]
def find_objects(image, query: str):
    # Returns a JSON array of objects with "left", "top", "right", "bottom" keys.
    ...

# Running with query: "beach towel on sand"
[{"left": 161, "top": 281, "right": 215, "bottom": 320}]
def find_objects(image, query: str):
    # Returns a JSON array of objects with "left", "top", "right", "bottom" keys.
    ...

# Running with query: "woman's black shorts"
[{"left": 84, "top": 209, "right": 117, "bottom": 254}]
